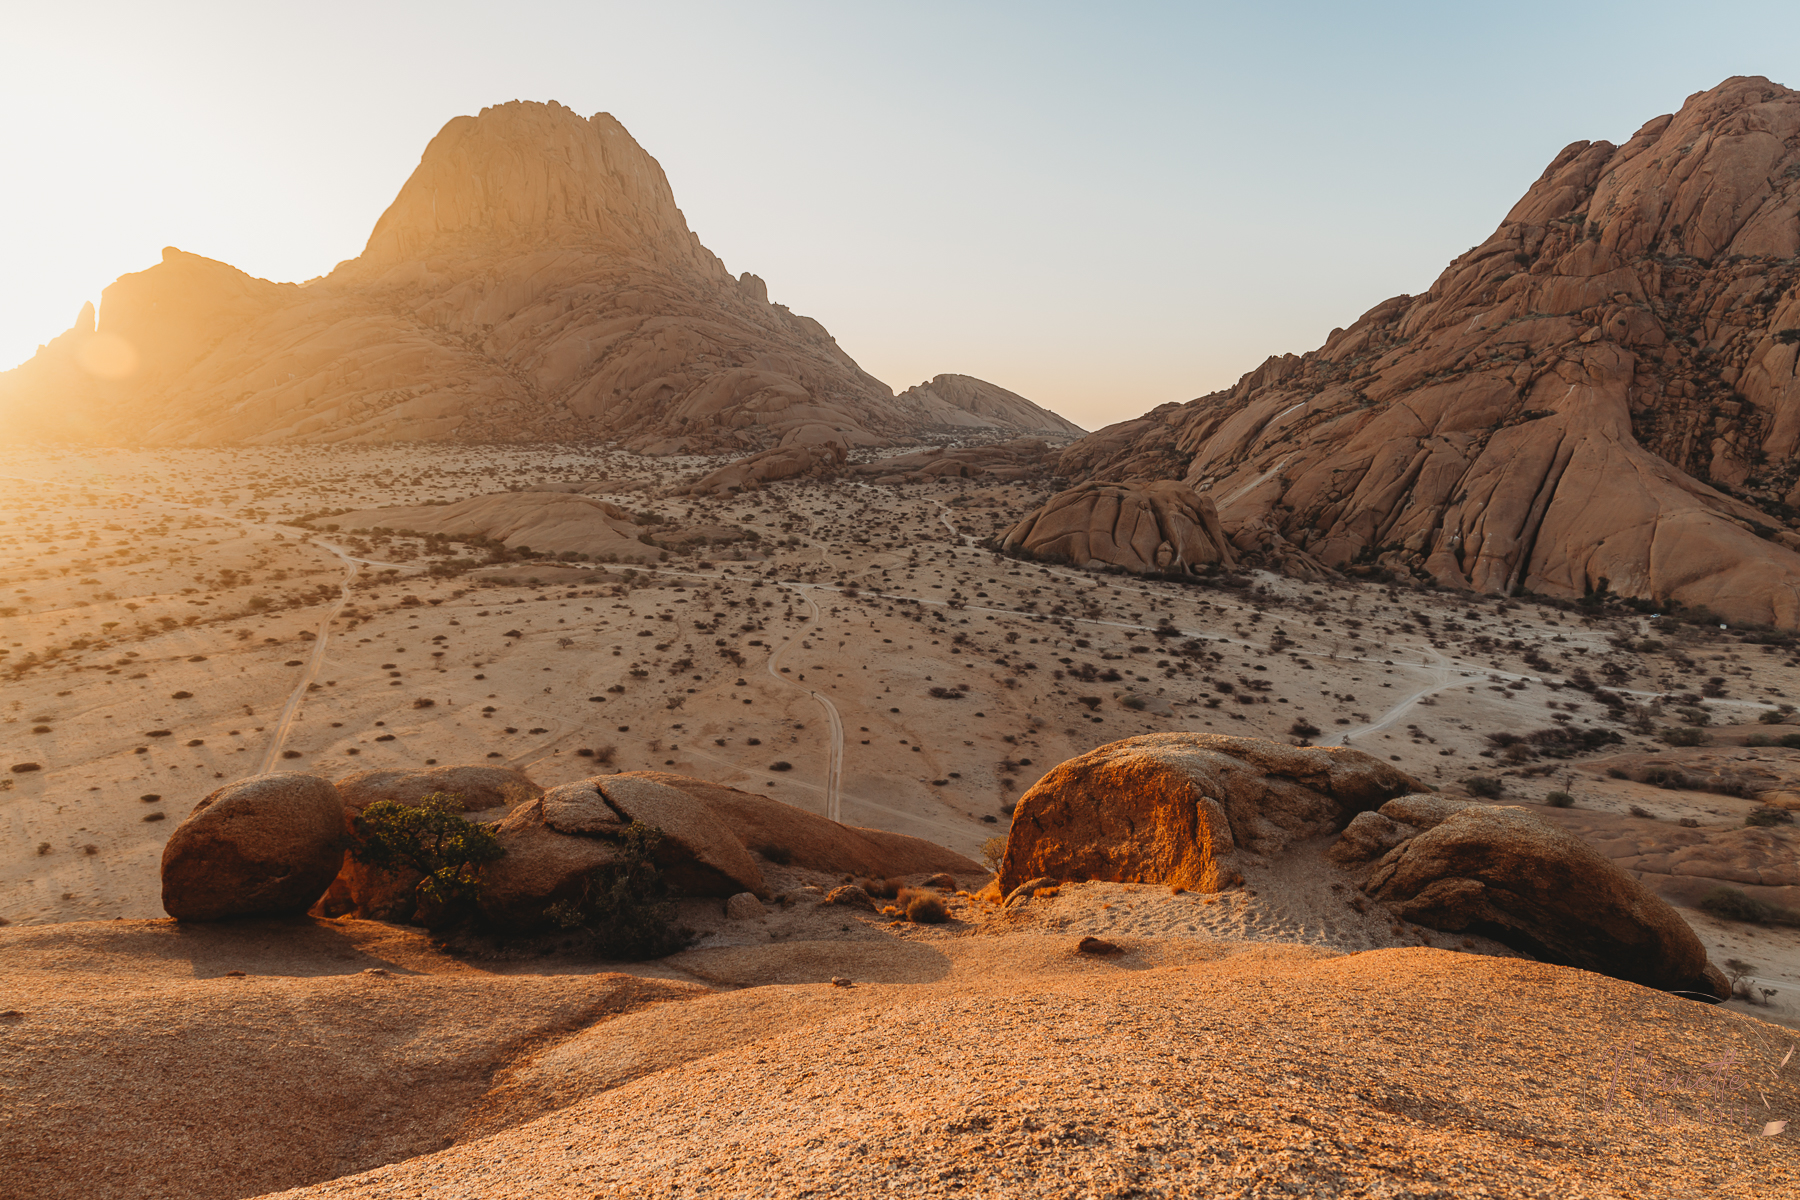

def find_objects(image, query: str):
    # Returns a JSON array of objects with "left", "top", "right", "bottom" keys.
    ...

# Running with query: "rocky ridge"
[
  {"left": 1060, "top": 77, "right": 1800, "bottom": 626},
  {"left": 0, "top": 102, "right": 1075, "bottom": 452}
]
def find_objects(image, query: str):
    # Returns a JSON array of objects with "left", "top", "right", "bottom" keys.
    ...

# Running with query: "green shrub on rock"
[
  {"left": 351, "top": 792, "right": 503, "bottom": 928},
  {"left": 542, "top": 821, "right": 695, "bottom": 960}
]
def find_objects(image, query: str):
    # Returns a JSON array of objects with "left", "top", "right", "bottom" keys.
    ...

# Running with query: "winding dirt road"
[
  {"left": 760, "top": 583, "right": 846, "bottom": 823},
  {"left": 251, "top": 538, "right": 365, "bottom": 774}
]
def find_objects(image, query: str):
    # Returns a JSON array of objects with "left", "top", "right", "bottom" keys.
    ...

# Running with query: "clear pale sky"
[{"left": 3, "top": 2, "right": 1796, "bottom": 431}]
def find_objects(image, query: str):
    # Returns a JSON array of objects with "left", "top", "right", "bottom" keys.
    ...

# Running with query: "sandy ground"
[{"left": 5, "top": 442, "right": 1800, "bottom": 1007}]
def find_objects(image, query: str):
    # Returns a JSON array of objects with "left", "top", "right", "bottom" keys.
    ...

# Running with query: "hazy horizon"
[{"left": 3, "top": 0, "right": 1797, "bottom": 431}]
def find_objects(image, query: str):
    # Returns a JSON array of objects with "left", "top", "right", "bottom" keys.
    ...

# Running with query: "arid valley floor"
[{"left": 6, "top": 441, "right": 1800, "bottom": 1002}]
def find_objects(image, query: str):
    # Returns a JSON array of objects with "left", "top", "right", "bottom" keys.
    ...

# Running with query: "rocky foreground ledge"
[{"left": 4, "top": 735, "right": 1793, "bottom": 1199}]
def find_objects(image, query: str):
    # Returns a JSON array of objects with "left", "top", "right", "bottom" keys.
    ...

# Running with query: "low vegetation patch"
[
  {"left": 543, "top": 822, "right": 695, "bottom": 960},
  {"left": 352, "top": 793, "right": 503, "bottom": 929}
]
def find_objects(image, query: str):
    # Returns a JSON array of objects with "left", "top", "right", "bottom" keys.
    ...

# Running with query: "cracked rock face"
[{"left": 1058, "top": 76, "right": 1800, "bottom": 626}]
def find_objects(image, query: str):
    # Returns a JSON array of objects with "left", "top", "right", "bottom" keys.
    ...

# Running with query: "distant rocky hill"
[
  {"left": 896, "top": 374, "right": 1086, "bottom": 436},
  {"left": 1059, "top": 76, "right": 1800, "bottom": 627},
  {"left": 0, "top": 101, "right": 1074, "bottom": 452}
]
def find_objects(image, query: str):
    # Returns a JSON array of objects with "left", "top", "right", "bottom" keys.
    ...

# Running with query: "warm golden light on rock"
[{"left": 75, "top": 329, "right": 138, "bottom": 381}]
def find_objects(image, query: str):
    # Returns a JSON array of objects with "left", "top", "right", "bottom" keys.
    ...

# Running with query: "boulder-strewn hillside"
[
  {"left": 1061, "top": 76, "right": 1800, "bottom": 626},
  {"left": 0, "top": 101, "right": 1074, "bottom": 453}
]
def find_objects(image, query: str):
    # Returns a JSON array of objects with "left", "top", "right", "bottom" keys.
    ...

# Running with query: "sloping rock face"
[
  {"left": 997, "top": 734, "right": 1422, "bottom": 893},
  {"left": 1363, "top": 804, "right": 1729, "bottom": 998},
  {"left": 896, "top": 374, "right": 1086, "bottom": 436},
  {"left": 161, "top": 773, "right": 348, "bottom": 920},
  {"left": 999, "top": 479, "right": 1236, "bottom": 576},
  {"left": 625, "top": 770, "right": 983, "bottom": 877},
  {"left": 0, "top": 103, "right": 1060, "bottom": 452},
  {"left": 1059, "top": 77, "right": 1800, "bottom": 626},
  {"left": 850, "top": 438, "right": 1054, "bottom": 484}
]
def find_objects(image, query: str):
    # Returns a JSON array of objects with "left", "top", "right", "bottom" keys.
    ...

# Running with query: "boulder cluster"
[
  {"left": 161, "top": 764, "right": 973, "bottom": 931},
  {"left": 998, "top": 732, "right": 1730, "bottom": 999}
]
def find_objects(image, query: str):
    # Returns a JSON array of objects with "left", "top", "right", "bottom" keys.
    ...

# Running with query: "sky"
[{"left": 2, "top": 2, "right": 1797, "bottom": 432}]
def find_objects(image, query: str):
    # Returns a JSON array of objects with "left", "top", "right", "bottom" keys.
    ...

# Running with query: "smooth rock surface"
[
  {"left": 161, "top": 773, "right": 348, "bottom": 920},
  {"left": 333, "top": 764, "right": 541, "bottom": 813},
  {"left": 1365, "top": 804, "right": 1730, "bottom": 998}
]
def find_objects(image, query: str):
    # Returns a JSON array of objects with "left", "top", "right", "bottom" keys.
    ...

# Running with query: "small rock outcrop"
[
  {"left": 1364, "top": 804, "right": 1730, "bottom": 998},
  {"left": 679, "top": 441, "right": 847, "bottom": 496},
  {"left": 161, "top": 773, "right": 348, "bottom": 920},
  {"left": 997, "top": 734, "right": 1421, "bottom": 893},
  {"left": 851, "top": 438, "right": 1053, "bottom": 484},
  {"left": 1000, "top": 480, "right": 1235, "bottom": 576}
]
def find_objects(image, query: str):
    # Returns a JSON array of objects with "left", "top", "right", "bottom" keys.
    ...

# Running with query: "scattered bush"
[
  {"left": 1701, "top": 885, "right": 1800, "bottom": 927},
  {"left": 1747, "top": 806, "right": 1796, "bottom": 827},
  {"left": 1465, "top": 775, "right": 1505, "bottom": 799},
  {"left": 351, "top": 793, "right": 504, "bottom": 929},
  {"left": 1544, "top": 790, "right": 1575, "bottom": 808},
  {"left": 1289, "top": 719, "right": 1321, "bottom": 739},
  {"left": 769, "top": 760, "right": 793, "bottom": 772},
  {"left": 980, "top": 835, "right": 1008, "bottom": 872},
  {"left": 1658, "top": 726, "right": 1711, "bottom": 747}
]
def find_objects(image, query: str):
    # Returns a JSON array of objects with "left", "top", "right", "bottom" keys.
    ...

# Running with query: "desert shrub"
[
  {"left": 1544, "top": 790, "right": 1575, "bottom": 808},
  {"left": 1465, "top": 775, "right": 1505, "bottom": 799},
  {"left": 1121, "top": 694, "right": 1147, "bottom": 711},
  {"left": 1700, "top": 885, "right": 1800, "bottom": 926},
  {"left": 543, "top": 822, "right": 694, "bottom": 960},
  {"left": 412, "top": 697, "right": 436, "bottom": 709},
  {"left": 1289, "top": 719, "right": 1321, "bottom": 739},
  {"left": 1674, "top": 706, "right": 1711, "bottom": 727},
  {"left": 902, "top": 891, "right": 948, "bottom": 924},
  {"left": 1659, "top": 726, "right": 1711, "bottom": 747},
  {"left": 352, "top": 793, "right": 503, "bottom": 928},
  {"left": 980, "top": 835, "right": 1008, "bottom": 872},
  {"left": 1747, "top": 806, "right": 1796, "bottom": 827},
  {"left": 769, "top": 760, "right": 793, "bottom": 772},
  {"left": 856, "top": 876, "right": 903, "bottom": 900}
]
